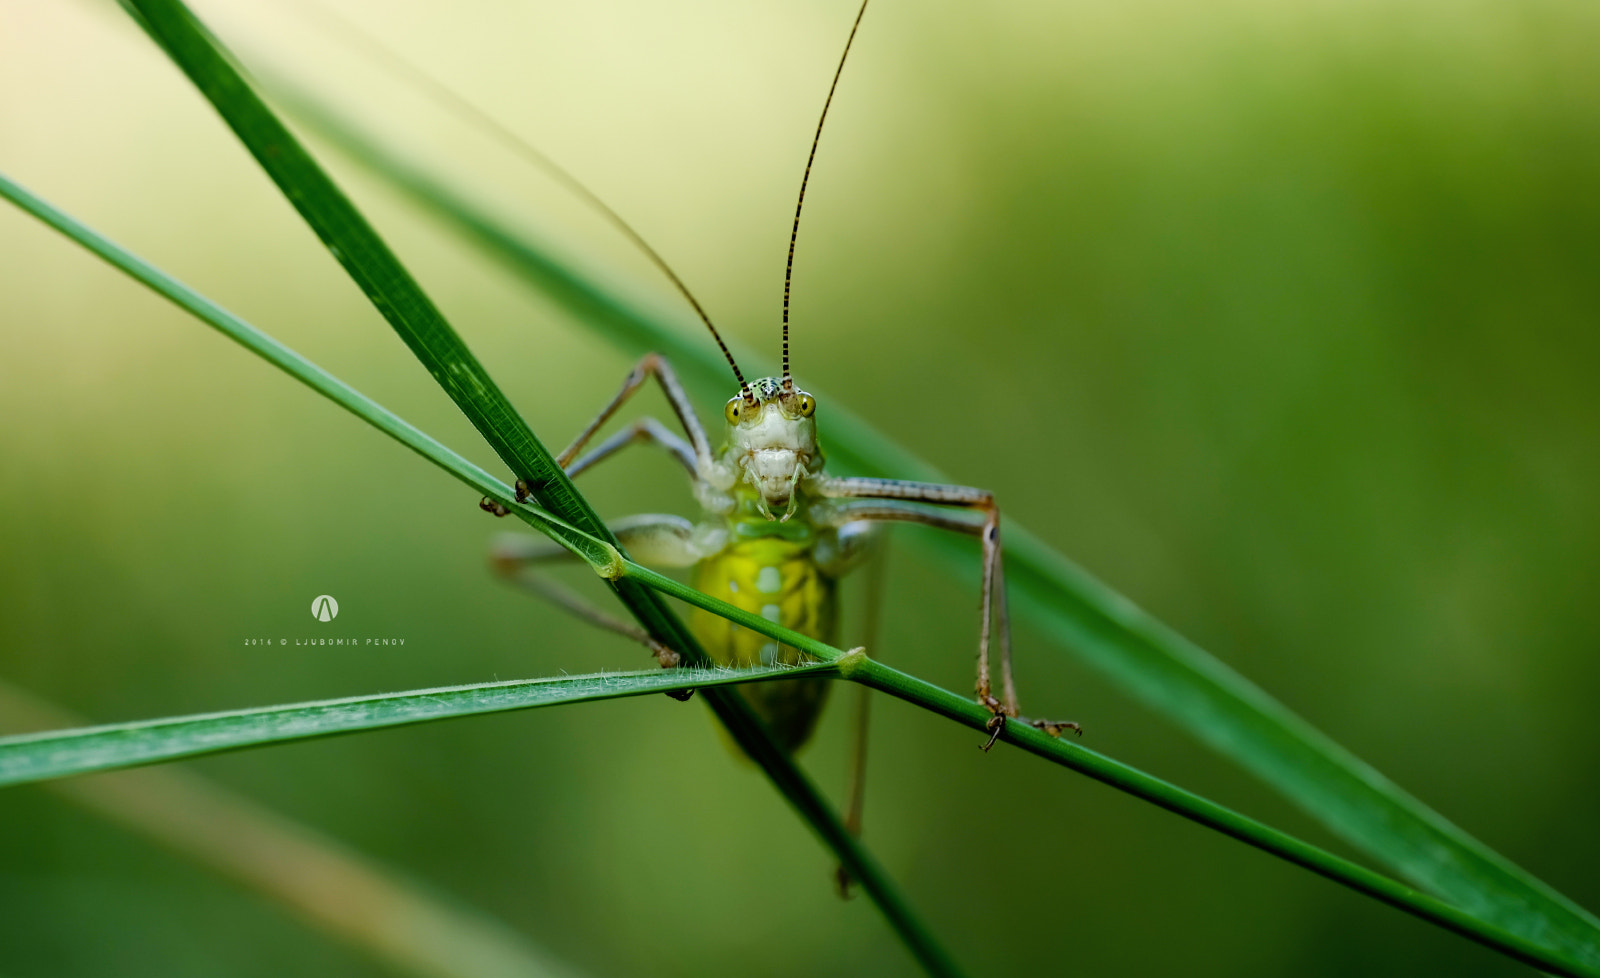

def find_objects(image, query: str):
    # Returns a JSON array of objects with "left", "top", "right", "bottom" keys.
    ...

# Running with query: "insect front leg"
[
  {"left": 562, "top": 416, "right": 695, "bottom": 480},
  {"left": 554, "top": 352, "right": 715, "bottom": 478},
  {"left": 503, "top": 351, "right": 732, "bottom": 509},
  {"left": 810, "top": 483, "right": 1080, "bottom": 750}
]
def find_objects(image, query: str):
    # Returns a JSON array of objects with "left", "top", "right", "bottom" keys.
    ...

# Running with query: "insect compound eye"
[
  {"left": 724, "top": 397, "right": 744, "bottom": 425},
  {"left": 796, "top": 393, "right": 816, "bottom": 417}
]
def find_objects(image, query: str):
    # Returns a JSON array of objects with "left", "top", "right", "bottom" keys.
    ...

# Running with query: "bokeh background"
[{"left": 3, "top": 0, "right": 1598, "bottom": 975}]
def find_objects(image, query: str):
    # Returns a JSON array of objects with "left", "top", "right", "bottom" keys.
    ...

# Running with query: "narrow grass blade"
[
  {"left": 4, "top": 172, "right": 1593, "bottom": 977},
  {"left": 80, "top": 7, "right": 965, "bottom": 973},
  {"left": 848, "top": 657, "right": 1600, "bottom": 978},
  {"left": 0, "top": 681, "right": 587, "bottom": 978},
  {"left": 0, "top": 169, "right": 958, "bottom": 978},
  {"left": 268, "top": 85, "right": 1600, "bottom": 966},
  {"left": 0, "top": 664, "right": 834, "bottom": 789},
  {"left": 612, "top": 561, "right": 1600, "bottom": 978},
  {"left": 0, "top": 171, "right": 612, "bottom": 569}
]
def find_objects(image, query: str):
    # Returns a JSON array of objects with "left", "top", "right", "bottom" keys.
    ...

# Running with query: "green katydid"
[{"left": 480, "top": 0, "right": 1080, "bottom": 772}]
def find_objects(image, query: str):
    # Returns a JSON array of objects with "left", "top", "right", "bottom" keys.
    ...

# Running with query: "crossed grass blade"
[
  {"left": 111, "top": 2, "right": 962, "bottom": 975},
  {"left": 11, "top": 0, "right": 1600, "bottom": 970},
  {"left": 258, "top": 66, "right": 1600, "bottom": 971},
  {"left": 3, "top": 170, "right": 1597, "bottom": 975}
]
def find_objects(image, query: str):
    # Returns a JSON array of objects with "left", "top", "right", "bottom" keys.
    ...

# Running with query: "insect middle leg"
[
  {"left": 810, "top": 482, "right": 1080, "bottom": 749},
  {"left": 505, "top": 350, "right": 729, "bottom": 516},
  {"left": 490, "top": 514, "right": 722, "bottom": 669}
]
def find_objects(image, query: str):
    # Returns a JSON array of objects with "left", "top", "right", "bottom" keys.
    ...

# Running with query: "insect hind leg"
[{"left": 833, "top": 527, "right": 888, "bottom": 899}]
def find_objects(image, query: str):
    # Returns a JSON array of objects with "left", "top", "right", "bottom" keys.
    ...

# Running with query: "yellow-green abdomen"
[{"left": 689, "top": 536, "right": 835, "bottom": 752}]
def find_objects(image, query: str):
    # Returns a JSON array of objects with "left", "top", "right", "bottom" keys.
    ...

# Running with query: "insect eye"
[
  {"left": 724, "top": 398, "right": 744, "bottom": 425},
  {"left": 797, "top": 393, "right": 815, "bottom": 417}
]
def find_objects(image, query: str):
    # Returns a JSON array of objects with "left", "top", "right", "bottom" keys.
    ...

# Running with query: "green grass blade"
[
  {"left": 1, "top": 170, "right": 956, "bottom": 978},
  {"left": 0, "top": 664, "right": 834, "bottom": 789},
  {"left": 614, "top": 561, "right": 1600, "bottom": 978},
  {"left": 98, "top": 7, "right": 965, "bottom": 974},
  {"left": 264, "top": 80, "right": 941, "bottom": 482},
  {"left": 264, "top": 84, "right": 1600, "bottom": 967},
  {"left": 4, "top": 171, "right": 1594, "bottom": 978},
  {"left": 0, "top": 170, "right": 614, "bottom": 570},
  {"left": 0, "top": 680, "right": 587, "bottom": 978},
  {"left": 846, "top": 657, "right": 1600, "bottom": 978},
  {"left": 937, "top": 524, "right": 1600, "bottom": 947},
  {"left": 118, "top": 4, "right": 566, "bottom": 522}
]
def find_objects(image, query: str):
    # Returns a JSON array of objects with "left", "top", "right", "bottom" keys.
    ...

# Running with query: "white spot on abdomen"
[
  {"left": 756, "top": 566, "right": 782, "bottom": 594},
  {"left": 761, "top": 604, "right": 781, "bottom": 623}
]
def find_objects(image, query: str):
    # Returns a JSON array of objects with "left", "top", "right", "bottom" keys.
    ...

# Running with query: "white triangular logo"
[{"left": 311, "top": 595, "right": 339, "bottom": 622}]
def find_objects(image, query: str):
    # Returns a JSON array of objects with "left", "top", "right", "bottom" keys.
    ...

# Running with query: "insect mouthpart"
[{"left": 738, "top": 447, "right": 813, "bottom": 521}]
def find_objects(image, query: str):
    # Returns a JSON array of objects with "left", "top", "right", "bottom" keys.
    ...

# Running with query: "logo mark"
[{"left": 311, "top": 595, "right": 339, "bottom": 622}]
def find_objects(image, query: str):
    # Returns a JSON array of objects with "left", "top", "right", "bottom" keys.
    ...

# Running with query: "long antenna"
[
  {"left": 782, "top": 0, "right": 870, "bottom": 390},
  {"left": 285, "top": 0, "right": 751, "bottom": 394}
]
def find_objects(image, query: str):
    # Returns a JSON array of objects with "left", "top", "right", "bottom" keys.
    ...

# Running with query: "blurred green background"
[{"left": 3, "top": 0, "right": 1598, "bottom": 974}]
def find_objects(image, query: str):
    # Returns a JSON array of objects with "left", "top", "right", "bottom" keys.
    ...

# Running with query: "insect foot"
[
  {"left": 980, "top": 713, "right": 1007, "bottom": 753},
  {"left": 478, "top": 496, "right": 511, "bottom": 517},
  {"left": 833, "top": 865, "right": 858, "bottom": 901},
  {"left": 652, "top": 641, "right": 694, "bottom": 701},
  {"left": 1031, "top": 719, "right": 1083, "bottom": 739},
  {"left": 651, "top": 642, "right": 681, "bottom": 669}
]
